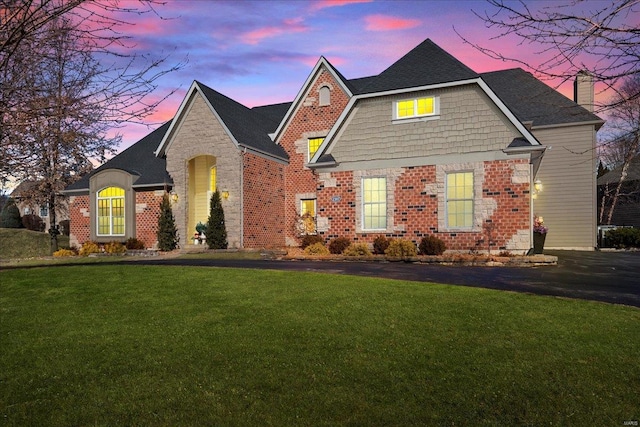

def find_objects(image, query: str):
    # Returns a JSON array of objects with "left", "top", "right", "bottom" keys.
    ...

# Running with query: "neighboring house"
[
  {"left": 63, "top": 39, "right": 603, "bottom": 251},
  {"left": 10, "top": 181, "right": 69, "bottom": 233},
  {"left": 598, "top": 156, "right": 640, "bottom": 227}
]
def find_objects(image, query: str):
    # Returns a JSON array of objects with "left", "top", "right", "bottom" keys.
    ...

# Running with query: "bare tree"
[
  {"left": 458, "top": 0, "right": 640, "bottom": 113},
  {"left": 1, "top": 1, "right": 184, "bottom": 250},
  {"left": 598, "top": 74, "right": 640, "bottom": 224}
]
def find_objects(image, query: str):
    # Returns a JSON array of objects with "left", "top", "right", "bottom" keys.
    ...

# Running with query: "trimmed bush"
[
  {"left": 304, "top": 242, "right": 330, "bottom": 255},
  {"left": 328, "top": 237, "right": 351, "bottom": 254},
  {"left": 373, "top": 235, "right": 390, "bottom": 254},
  {"left": 385, "top": 239, "right": 417, "bottom": 258},
  {"left": 605, "top": 227, "right": 640, "bottom": 248},
  {"left": 0, "top": 199, "right": 22, "bottom": 228},
  {"left": 79, "top": 241, "right": 101, "bottom": 256},
  {"left": 53, "top": 248, "right": 76, "bottom": 257},
  {"left": 104, "top": 241, "right": 126, "bottom": 254},
  {"left": 205, "top": 190, "right": 228, "bottom": 250},
  {"left": 157, "top": 194, "right": 179, "bottom": 251},
  {"left": 343, "top": 243, "right": 372, "bottom": 257},
  {"left": 419, "top": 235, "right": 447, "bottom": 255},
  {"left": 300, "top": 234, "right": 324, "bottom": 249},
  {"left": 22, "top": 214, "right": 45, "bottom": 231},
  {"left": 125, "top": 237, "right": 146, "bottom": 250}
]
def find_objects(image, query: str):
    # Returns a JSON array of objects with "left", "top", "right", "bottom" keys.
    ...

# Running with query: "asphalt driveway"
[{"left": 138, "top": 250, "right": 640, "bottom": 308}]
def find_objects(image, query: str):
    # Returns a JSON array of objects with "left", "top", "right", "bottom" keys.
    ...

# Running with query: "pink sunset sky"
[{"left": 107, "top": 0, "right": 624, "bottom": 152}]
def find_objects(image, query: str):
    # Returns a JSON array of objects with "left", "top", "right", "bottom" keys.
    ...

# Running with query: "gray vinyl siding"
[
  {"left": 330, "top": 85, "right": 521, "bottom": 162},
  {"left": 532, "top": 125, "right": 597, "bottom": 249}
]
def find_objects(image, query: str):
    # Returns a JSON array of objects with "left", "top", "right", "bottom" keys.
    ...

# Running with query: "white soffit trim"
[
  {"left": 309, "top": 78, "right": 541, "bottom": 164},
  {"left": 154, "top": 81, "right": 241, "bottom": 156},
  {"left": 272, "top": 57, "right": 353, "bottom": 143}
]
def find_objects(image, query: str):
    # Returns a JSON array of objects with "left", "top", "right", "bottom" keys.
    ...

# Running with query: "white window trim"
[
  {"left": 445, "top": 171, "right": 474, "bottom": 231},
  {"left": 392, "top": 96, "right": 440, "bottom": 123},
  {"left": 97, "top": 189, "right": 125, "bottom": 236},
  {"left": 361, "top": 176, "right": 388, "bottom": 231}
]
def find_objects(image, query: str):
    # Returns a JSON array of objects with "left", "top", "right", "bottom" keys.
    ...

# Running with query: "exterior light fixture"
[
  {"left": 222, "top": 190, "right": 229, "bottom": 200},
  {"left": 170, "top": 190, "right": 178, "bottom": 203},
  {"left": 534, "top": 179, "right": 543, "bottom": 193}
]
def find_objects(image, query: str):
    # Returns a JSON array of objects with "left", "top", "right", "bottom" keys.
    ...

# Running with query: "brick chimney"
[{"left": 574, "top": 71, "right": 594, "bottom": 112}]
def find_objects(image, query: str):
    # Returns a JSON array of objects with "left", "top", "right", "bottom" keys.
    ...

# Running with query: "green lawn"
[{"left": 1, "top": 265, "right": 638, "bottom": 426}]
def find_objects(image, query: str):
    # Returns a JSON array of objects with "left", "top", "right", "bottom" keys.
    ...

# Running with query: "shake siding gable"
[
  {"left": 330, "top": 85, "right": 521, "bottom": 163},
  {"left": 165, "top": 92, "right": 243, "bottom": 248}
]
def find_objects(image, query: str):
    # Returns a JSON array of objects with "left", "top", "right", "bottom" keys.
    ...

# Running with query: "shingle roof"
[
  {"left": 196, "top": 81, "right": 288, "bottom": 160},
  {"left": 64, "top": 121, "right": 173, "bottom": 192},
  {"left": 598, "top": 156, "right": 640, "bottom": 185},
  {"left": 251, "top": 102, "right": 292, "bottom": 132},
  {"left": 481, "top": 68, "right": 603, "bottom": 128},
  {"left": 357, "top": 39, "right": 479, "bottom": 94}
]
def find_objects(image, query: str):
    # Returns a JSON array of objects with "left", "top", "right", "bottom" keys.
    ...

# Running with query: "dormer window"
[
  {"left": 394, "top": 96, "right": 439, "bottom": 121},
  {"left": 319, "top": 86, "right": 330, "bottom": 106}
]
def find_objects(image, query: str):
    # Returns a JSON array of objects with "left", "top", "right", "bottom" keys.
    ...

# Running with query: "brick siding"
[
  {"left": 135, "top": 190, "right": 164, "bottom": 249},
  {"left": 68, "top": 194, "right": 90, "bottom": 248}
]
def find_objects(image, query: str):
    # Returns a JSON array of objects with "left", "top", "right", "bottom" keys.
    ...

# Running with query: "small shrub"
[
  {"left": 300, "top": 234, "right": 324, "bottom": 249},
  {"left": 328, "top": 237, "right": 351, "bottom": 254},
  {"left": 304, "top": 242, "right": 330, "bottom": 255},
  {"left": 79, "top": 241, "right": 101, "bottom": 256},
  {"left": 373, "top": 235, "right": 390, "bottom": 254},
  {"left": 125, "top": 237, "right": 146, "bottom": 250},
  {"left": 419, "top": 235, "right": 447, "bottom": 255},
  {"left": 343, "top": 243, "right": 372, "bottom": 257},
  {"left": 0, "top": 199, "right": 22, "bottom": 228},
  {"left": 157, "top": 194, "right": 179, "bottom": 251},
  {"left": 385, "top": 239, "right": 417, "bottom": 258},
  {"left": 53, "top": 248, "right": 76, "bottom": 257},
  {"left": 104, "top": 241, "right": 126, "bottom": 254},
  {"left": 22, "top": 214, "right": 45, "bottom": 231},
  {"left": 605, "top": 227, "right": 640, "bottom": 248}
]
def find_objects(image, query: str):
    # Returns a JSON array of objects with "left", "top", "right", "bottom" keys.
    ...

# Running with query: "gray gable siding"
[{"left": 329, "top": 84, "right": 522, "bottom": 163}]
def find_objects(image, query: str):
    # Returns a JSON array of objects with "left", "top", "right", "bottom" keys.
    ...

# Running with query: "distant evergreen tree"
[
  {"left": 0, "top": 198, "right": 23, "bottom": 228},
  {"left": 597, "top": 161, "right": 609, "bottom": 178},
  {"left": 156, "top": 193, "right": 178, "bottom": 251},
  {"left": 205, "top": 190, "right": 227, "bottom": 249}
]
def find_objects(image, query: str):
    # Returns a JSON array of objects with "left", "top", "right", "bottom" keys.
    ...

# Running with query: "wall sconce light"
[
  {"left": 170, "top": 190, "right": 178, "bottom": 203},
  {"left": 534, "top": 179, "right": 543, "bottom": 193},
  {"left": 221, "top": 190, "right": 229, "bottom": 200}
]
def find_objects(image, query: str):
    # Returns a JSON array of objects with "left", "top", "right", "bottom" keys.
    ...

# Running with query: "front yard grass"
[{"left": 1, "top": 265, "right": 638, "bottom": 425}]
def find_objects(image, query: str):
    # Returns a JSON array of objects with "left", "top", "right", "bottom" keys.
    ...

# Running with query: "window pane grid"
[
  {"left": 362, "top": 177, "right": 386, "bottom": 230},
  {"left": 397, "top": 97, "right": 435, "bottom": 119},
  {"left": 97, "top": 186, "right": 125, "bottom": 236},
  {"left": 446, "top": 172, "right": 473, "bottom": 228},
  {"left": 308, "top": 138, "right": 324, "bottom": 161}
]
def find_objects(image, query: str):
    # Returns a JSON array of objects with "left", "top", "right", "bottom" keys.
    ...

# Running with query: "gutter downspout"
[{"left": 240, "top": 146, "right": 246, "bottom": 249}]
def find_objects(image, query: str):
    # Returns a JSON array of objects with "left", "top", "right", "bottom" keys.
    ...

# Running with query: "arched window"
[
  {"left": 97, "top": 186, "right": 125, "bottom": 236},
  {"left": 319, "top": 86, "right": 330, "bottom": 106}
]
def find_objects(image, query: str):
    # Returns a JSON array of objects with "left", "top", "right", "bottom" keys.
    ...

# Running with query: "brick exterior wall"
[
  {"left": 316, "top": 159, "right": 532, "bottom": 252},
  {"left": 242, "top": 152, "right": 285, "bottom": 248},
  {"left": 279, "top": 66, "right": 351, "bottom": 246},
  {"left": 68, "top": 194, "right": 90, "bottom": 248},
  {"left": 135, "top": 190, "right": 164, "bottom": 249}
]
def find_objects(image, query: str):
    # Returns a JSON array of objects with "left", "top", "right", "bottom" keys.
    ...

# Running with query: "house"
[
  {"left": 10, "top": 180, "right": 69, "bottom": 233},
  {"left": 63, "top": 39, "right": 603, "bottom": 251},
  {"left": 598, "top": 155, "right": 640, "bottom": 228}
]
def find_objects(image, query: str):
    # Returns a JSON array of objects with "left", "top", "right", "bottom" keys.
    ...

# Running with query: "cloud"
[
  {"left": 363, "top": 14, "right": 421, "bottom": 31},
  {"left": 310, "top": 0, "right": 372, "bottom": 12},
  {"left": 240, "top": 17, "right": 309, "bottom": 45}
]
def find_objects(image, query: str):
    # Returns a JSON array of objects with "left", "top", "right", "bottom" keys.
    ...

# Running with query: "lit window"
[
  {"left": 395, "top": 96, "right": 437, "bottom": 119},
  {"left": 210, "top": 167, "right": 217, "bottom": 192},
  {"left": 446, "top": 172, "right": 474, "bottom": 228},
  {"left": 300, "top": 199, "right": 316, "bottom": 234},
  {"left": 97, "top": 186, "right": 125, "bottom": 236},
  {"left": 319, "top": 86, "right": 330, "bottom": 106},
  {"left": 308, "top": 138, "right": 324, "bottom": 162},
  {"left": 362, "top": 177, "right": 387, "bottom": 230},
  {"left": 40, "top": 206, "right": 48, "bottom": 217}
]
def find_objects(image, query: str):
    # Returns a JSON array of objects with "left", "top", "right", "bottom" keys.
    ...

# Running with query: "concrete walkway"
[{"left": 136, "top": 250, "right": 640, "bottom": 308}]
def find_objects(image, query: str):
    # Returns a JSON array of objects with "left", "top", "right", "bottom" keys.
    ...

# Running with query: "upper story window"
[
  {"left": 40, "top": 206, "right": 48, "bottom": 217},
  {"left": 446, "top": 172, "right": 474, "bottom": 229},
  {"left": 319, "top": 86, "right": 331, "bottom": 106},
  {"left": 97, "top": 186, "right": 125, "bottom": 236},
  {"left": 394, "top": 96, "right": 439, "bottom": 121},
  {"left": 308, "top": 137, "right": 324, "bottom": 162}
]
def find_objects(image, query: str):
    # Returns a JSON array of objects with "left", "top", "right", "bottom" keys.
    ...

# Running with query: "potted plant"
[{"left": 533, "top": 215, "right": 548, "bottom": 254}]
